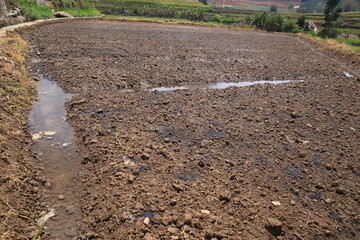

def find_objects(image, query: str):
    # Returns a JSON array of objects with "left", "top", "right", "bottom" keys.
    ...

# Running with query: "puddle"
[
  {"left": 150, "top": 80, "right": 304, "bottom": 92},
  {"left": 29, "top": 77, "right": 82, "bottom": 238}
]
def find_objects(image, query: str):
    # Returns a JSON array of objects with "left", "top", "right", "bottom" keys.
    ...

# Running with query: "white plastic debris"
[
  {"left": 344, "top": 72, "right": 353, "bottom": 78},
  {"left": 32, "top": 133, "right": 42, "bottom": 140},
  {"left": 32, "top": 131, "right": 57, "bottom": 140},
  {"left": 37, "top": 208, "right": 56, "bottom": 226},
  {"left": 42, "top": 131, "right": 56, "bottom": 136}
]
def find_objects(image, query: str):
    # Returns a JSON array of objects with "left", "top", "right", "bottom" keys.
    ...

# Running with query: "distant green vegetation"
[
  {"left": 297, "top": 0, "right": 360, "bottom": 13},
  {"left": 251, "top": 11, "right": 300, "bottom": 33},
  {"left": 96, "top": 0, "right": 210, "bottom": 21},
  {"left": 101, "top": 0, "right": 204, "bottom": 8},
  {"left": 10, "top": 0, "right": 360, "bottom": 54}
]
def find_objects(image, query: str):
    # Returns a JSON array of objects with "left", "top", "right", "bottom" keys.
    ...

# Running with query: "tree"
[
  {"left": 288, "top": 2, "right": 295, "bottom": 11},
  {"left": 252, "top": 11, "right": 269, "bottom": 29},
  {"left": 264, "top": 14, "right": 283, "bottom": 32},
  {"left": 296, "top": 15, "right": 306, "bottom": 29},
  {"left": 282, "top": 19, "right": 299, "bottom": 32},
  {"left": 270, "top": 4, "right": 277, "bottom": 12},
  {"left": 343, "top": 0, "right": 359, "bottom": 12},
  {"left": 322, "top": 0, "right": 342, "bottom": 37},
  {"left": 315, "top": 1, "right": 326, "bottom": 12}
]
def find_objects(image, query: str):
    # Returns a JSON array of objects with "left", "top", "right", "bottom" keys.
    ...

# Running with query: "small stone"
[
  {"left": 164, "top": 138, "right": 171, "bottom": 143},
  {"left": 290, "top": 111, "right": 299, "bottom": 118},
  {"left": 135, "top": 202, "right": 144, "bottom": 210},
  {"left": 184, "top": 212, "right": 193, "bottom": 223},
  {"left": 62, "top": 142, "right": 71, "bottom": 147},
  {"left": 325, "top": 230, "right": 332, "bottom": 236},
  {"left": 127, "top": 175, "right": 135, "bottom": 184},
  {"left": 32, "top": 187, "right": 39, "bottom": 193},
  {"left": 265, "top": 217, "right": 282, "bottom": 236},
  {"left": 170, "top": 236, "right": 179, "bottom": 240},
  {"left": 58, "top": 195, "right": 65, "bottom": 200},
  {"left": 144, "top": 217, "right": 151, "bottom": 225},
  {"left": 324, "top": 198, "right": 332, "bottom": 204},
  {"left": 200, "top": 209, "right": 210, "bottom": 214},
  {"left": 167, "top": 227, "right": 178, "bottom": 234},
  {"left": 44, "top": 181, "right": 52, "bottom": 189},
  {"left": 200, "top": 140, "right": 209, "bottom": 148},
  {"left": 290, "top": 200, "right": 296, "bottom": 206},
  {"left": 335, "top": 187, "right": 345, "bottom": 195},
  {"left": 141, "top": 153, "right": 150, "bottom": 160},
  {"left": 172, "top": 183, "right": 184, "bottom": 192},
  {"left": 198, "top": 160, "right": 205, "bottom": 167},
  {"left": 219, "top": 190, "right": 231, "bottom": 202},
  {"left": 144, "top": 233, "right": 155, "bottom": 240},
  {"left": 271, "top": 201, "right": 281, "bottom": 206},
  {"left": 65, "top": 205, "right": 76, "bottom": 215},
  {"left": 298, "top": 151, "right": 306, "bottom": 158},
  {"left": 170, "top": 199, "right": 177, "bottom": 206}
]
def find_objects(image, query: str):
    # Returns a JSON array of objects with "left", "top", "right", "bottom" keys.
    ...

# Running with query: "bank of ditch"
[{"left": 0, "top": 32, "right": 41, "bottom": 239}]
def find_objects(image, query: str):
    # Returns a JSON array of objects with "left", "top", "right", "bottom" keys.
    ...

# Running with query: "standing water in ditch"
[{"left": 29, "top": 76, "right": 81, "bottom": 239}]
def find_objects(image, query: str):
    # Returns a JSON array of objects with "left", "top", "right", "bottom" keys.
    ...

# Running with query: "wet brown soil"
[{"left": 24, "top": 21, "right": 360, "bottom": 239}]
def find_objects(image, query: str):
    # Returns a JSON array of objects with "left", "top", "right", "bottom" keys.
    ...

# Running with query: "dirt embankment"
[
  {"left": 23, "top": 21, "right": 360, "bottom": 240},
  {"left": 0, "top": 33, "right": 41, "bottom": 239}
]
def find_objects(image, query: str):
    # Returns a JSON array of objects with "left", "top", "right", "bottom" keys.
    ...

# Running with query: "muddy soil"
[{"left": 25, "top": 21, "right": 360, "bottom": 239}]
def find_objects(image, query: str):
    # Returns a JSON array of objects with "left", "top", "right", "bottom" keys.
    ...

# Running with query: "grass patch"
[
  {"left": 349, "top": 46, "right": 360, "bottom": 53},
  {"left": 213, "top": 15, "right": 241, "bottom": 24},
  {"left": 304, "top": 32, "right": 360, "bottom": 55},
  {"left": 338, "top": 38, "right": 360, "bottom": 46},
  {"left": 57, "top": 7, "right": 102, "bottom": 17},
  {"left": 17, "top": 0, "right": 54, "bottom": 21},
  {"left": 103, "top": 15, "right": 234, "bottom": 27}
]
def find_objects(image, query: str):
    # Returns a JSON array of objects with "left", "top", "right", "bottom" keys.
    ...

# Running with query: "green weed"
[
  {"left": 17, "top": 0, "right": 54, "bottom": 21},
  {"left": 337, "top": 38, "right": 360, "bottom": 46},
  {"left": 57, "top": 7, "right": 101, "bottom": 16},
  {"left": 100, "top": 0, "right": 204, "bottom": 8}
]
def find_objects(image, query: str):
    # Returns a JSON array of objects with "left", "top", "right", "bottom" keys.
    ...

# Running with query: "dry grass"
[
  {"left": 302, "top": 33, "right": 360, "bottom": 57},
  {"left": 0, "top": 33, "right": 39, "bottom": 239},
  {"left": 301, "top": 33, "right": 360, "bottom": 74}
]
